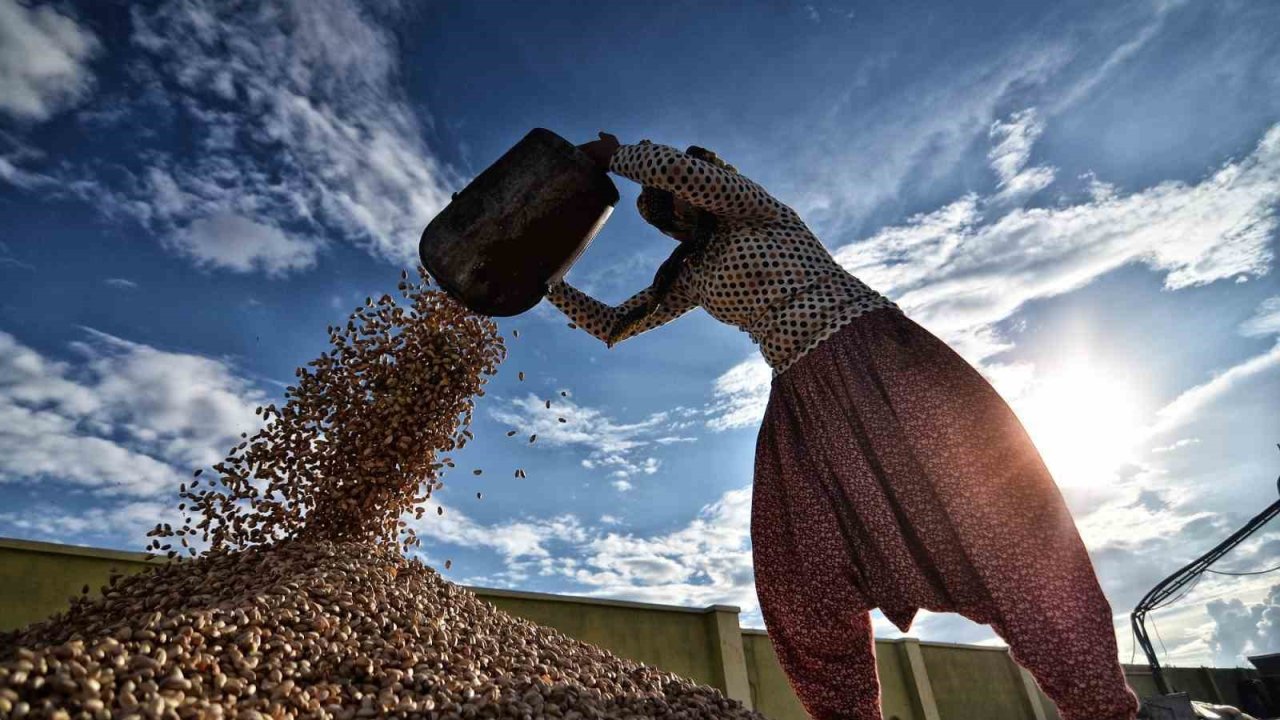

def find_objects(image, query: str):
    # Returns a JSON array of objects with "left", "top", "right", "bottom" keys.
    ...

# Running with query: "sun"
[{"left": 1007, "top": 361, "right": 1146, "bottom": 489}]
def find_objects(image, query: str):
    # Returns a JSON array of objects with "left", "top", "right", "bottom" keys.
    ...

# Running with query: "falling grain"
[{"left": 0, "top": 267, "right": 762, "bottom": 720}]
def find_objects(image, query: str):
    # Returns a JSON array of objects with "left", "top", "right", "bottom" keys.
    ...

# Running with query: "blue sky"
[{"left": 1, "top": 0, "right": 1278, "bottom": 670}]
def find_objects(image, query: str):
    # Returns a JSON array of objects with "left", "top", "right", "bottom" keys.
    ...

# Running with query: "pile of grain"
[
  {"left": 0, "top": 269, "right": 764, "bottom": 719},
  {"left": 0, "top": 542, "right": 759, "bottom": 719}
]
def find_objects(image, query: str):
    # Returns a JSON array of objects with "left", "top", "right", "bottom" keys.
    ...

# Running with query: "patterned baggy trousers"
[{"left": 752, "top": 309, "right": 1139, "bottom": 720}]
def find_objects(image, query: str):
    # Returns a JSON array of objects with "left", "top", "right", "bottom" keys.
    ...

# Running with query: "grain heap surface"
[
  {"left": 0, "top": 542, "right": 762, "bottom": 719},
  {"left": 0, "top": 270, "right": 765, "bottom": 720}
]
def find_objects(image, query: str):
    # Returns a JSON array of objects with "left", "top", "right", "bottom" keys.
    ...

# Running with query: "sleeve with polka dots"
[
  {"left": 546, "top": 279, "right": 696, "bottom": 346},
  {"left": 609, "top": 142, "right": 792, "bottom": 222}
]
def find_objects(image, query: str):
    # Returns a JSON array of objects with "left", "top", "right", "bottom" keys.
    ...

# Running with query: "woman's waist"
[
  {"left": 736, "top": 274, "right": 887, "bottom": 336},
  {"left": 752, "top": 293, "right": 901, "bottom": 375}
]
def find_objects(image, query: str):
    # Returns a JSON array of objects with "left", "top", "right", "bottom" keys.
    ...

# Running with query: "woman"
[{"left": 547, "top": 132, "right": 1140, "bottom": 720}]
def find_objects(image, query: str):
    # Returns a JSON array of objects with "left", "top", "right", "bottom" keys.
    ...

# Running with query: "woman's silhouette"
[{"left": 547, "top": 133, "right": 1140, "bottom": 720}]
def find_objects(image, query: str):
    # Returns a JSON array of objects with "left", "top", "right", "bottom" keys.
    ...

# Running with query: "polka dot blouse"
[{"left": 547, "top": 142, "right": 899, "bottom": 377}]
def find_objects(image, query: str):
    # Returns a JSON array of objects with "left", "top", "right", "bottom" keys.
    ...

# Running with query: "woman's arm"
[
  {"left": 610, "top": 142, "right": 792, "bottom": 223},
  {"left": 546, "top": 279, "right": 696, "bottom": 347}
]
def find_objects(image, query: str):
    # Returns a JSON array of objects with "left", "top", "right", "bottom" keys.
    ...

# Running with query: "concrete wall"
[
  {"left": 1, "top": 537, "right": 1266, "bottom": 719},
  {"left": 0, "top": 537, "right": 161, "bottom": 631},
  {"left": 450, "top": 586, "right": 751, "bottom": 704}
]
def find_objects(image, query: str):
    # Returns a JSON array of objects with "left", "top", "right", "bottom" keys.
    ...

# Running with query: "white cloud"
[
  {"left": 0, "top": 136, "right": 54, "bottom": 190},
  {"left": 778, "top": 2, "right": 1188, "bottom": 239},
  {"left": 1075, "top": 484, "right": 1215, "bottom": 551},
  {"left": 705, "top": 355, "right": 773, "bottom": 432},
  {"left": 0, "top": 328, "right": 264, "bottom": 497},
  {"left": 611, "top": 480, "right": 633, "bottom": 492},
  {"left": 0, "top": 501, "right": 175, "bottom": 547},
  {"left": 987, "top": 109, "right": 1056, "bottom": 203},
  {"left": 988, "top": 109, "right": 1045, "bottom": 186},
  {"left": 76, "top": 0, "right": 458, "bottom": 273},
  {"left": 0, "top": 0, "right": 100, "bottom": 121},
  {"left": 411, "top": 486, "right": 757, "bottom": 611},
  {"left": 103, "top": 277, "right": 139, "bottom": 289},
  {"left": 1206, "top": 583, "right": 1280, "bottom": 667},
  {"left": 841, "top": 125, "right": 1277, "bottom": 364},
  {"left": 410, "top": 504, "right": 587, "bottom": 564},
  {"left": 491, "top": 394, "right": 689, "bottom": 481},
  {"left": 171, "top": 213, "right": 317, "bottom": 276},
  {"left": 1151, "top": 437, "right": 1199, "bottom": 453},
  {"left": 568, "top": 487, "right": 756, "bottom": 609}
]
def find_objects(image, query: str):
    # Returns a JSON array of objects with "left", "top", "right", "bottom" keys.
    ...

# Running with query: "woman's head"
[
  {"left": 636, "top": 188, "right": 697, "bottom": 242},
  {"left": 634, "top": 144, "right": 735, "bottom": 242},
  {"left": 606, "top": 144, "right": 736, "bottom": 345}
]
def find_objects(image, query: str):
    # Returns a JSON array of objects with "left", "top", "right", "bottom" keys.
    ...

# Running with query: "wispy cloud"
[
  {"left": 1147, "top": 343, "right": 1280, "bottom": 439},
  {"left": 490, "top": 394, "right": 696, "bottom": 485},
  {"left": 0, "top": 134, "right": 54, "bottom": 190},
  {"left": 0, "top": 240, "right": 35, "bottom": 272},
  {"left": 784, "top": 43, "right": 1072, "bottom": 236},
  {"left": 1240, "top": 296, "right": 1280, "bottom": 338},
  {"left": 1049, "top": 0, "right": 1187, "bottom": 113},
  {"left": 987, "top": 108, "right": 1056, "bottom": 204},
  {"left": 103, "top": 277, "right": 139, "bottom": 289},
  {"left": 0, "top": 0, "right": 100, "bottom": 121},
  {"left": 409, "top": 486, "right": 756, "bottom": 613}
]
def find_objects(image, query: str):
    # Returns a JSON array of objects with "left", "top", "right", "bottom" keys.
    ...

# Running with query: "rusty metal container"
[{"left": 419, "top": 128, "right": 619, "bottom": 316}]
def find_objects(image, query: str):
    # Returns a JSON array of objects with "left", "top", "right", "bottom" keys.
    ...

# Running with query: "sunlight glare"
[{"left": 1010, "top": 361, "right": 1144, "bottom": 489}]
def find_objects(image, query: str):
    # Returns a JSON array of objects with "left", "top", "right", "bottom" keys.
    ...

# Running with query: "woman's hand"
[{"left": 577, "top": 132, "right": 620, "bottom": 171}]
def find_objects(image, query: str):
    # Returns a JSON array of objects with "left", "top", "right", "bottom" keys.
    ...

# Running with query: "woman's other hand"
[{"left": 577, "top": 132, "right": 620, "bottom": 170}]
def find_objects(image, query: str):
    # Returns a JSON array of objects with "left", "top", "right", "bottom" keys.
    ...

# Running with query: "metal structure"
[{"left": 1131, "top": 452, "right": 1280, "bottom": 696}]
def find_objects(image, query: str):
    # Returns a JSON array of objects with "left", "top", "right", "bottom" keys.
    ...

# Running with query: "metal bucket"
[{"left": 419, "top": 128, "right": 619, "bottom": 317}]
